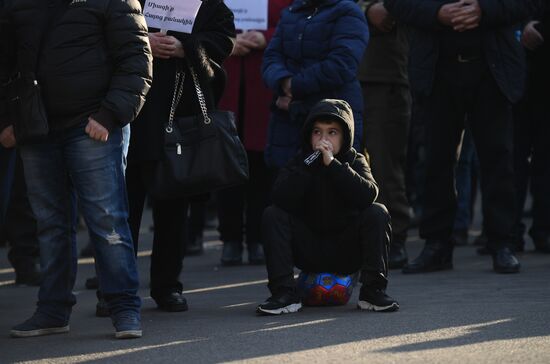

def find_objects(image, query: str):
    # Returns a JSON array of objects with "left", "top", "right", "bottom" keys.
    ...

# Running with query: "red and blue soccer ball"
[{"left": 296, "top": 271, "right": 357, "bottom": 306}]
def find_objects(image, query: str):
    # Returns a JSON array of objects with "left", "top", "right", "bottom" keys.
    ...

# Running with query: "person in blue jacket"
[{"left": 262, "top": 0, "right": 369, "bottom": 169}]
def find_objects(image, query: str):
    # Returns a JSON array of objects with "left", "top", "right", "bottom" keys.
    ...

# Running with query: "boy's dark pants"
[{"left": 262, "top": 203, "right": 391, "bottom": 295}]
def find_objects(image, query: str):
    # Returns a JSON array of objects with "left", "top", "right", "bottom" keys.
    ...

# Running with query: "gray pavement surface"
[{"left": 1, "top": 207, "right": 550, "bottom": 364}]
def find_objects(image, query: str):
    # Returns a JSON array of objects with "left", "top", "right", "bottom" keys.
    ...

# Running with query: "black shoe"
[
  {"left": 247, "top": 243, "right": 265, "bottom": 265},
  {"left": 478, "top": 241, "right": 524, "bottom": 256},
  {"left": 155, "top": 292, "right": 189, "bottom": 312},
  {"left": 85, "top": 276, "right": 99, "bottom": 290},
  {"left": 492, "top": 247, "right": 520, "bottom": 274},
  {"left": 185, "top": 233, "right": 204, "bottom": 256},
  {"left": 402, "top": 240, "right": 453, "bottom": 274},
  {"left": 388, "top": 244, "right": 408, "bottom": 270},
  {"left": 14, "top": 266, "right": 42, "bottom": 287},
  {"left": 473, "top": 232, "right": 488, "bottom": 246},
  {"left": 256, "top": 288, "right": 302, "bottom": 315},
  {"left": 96, "top": 298, "right": 110, "bottom": 317},
  {"left": 79, "top": 242, "right": 94, "bottom": 258},
  {"left": 451, "top": 229, "right": 469, "bottom": 246},
  {"left": 357, "top": 286, "right": 399, "bottom": 312},
  {"left": 534, "top": 236, "right": 550, "bottom": 254},
  {"left": 220, "top": 241, "right": 243, "bottom": 266}
]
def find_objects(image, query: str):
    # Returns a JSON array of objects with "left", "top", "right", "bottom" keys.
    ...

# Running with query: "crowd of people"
[{"left": 0, "top": 0, "right": 547, "bottom": 340}]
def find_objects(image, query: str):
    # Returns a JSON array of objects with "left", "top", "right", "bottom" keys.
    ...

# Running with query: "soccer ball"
[{"left": 296, "top": 271, "right": 357, "bottom": 306}]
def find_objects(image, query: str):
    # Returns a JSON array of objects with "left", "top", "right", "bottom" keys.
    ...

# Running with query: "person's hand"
[
  {"left": 148, "top": 32, "right": 185, "bottom": 59},
  {"left": 451, "top": 0, "right": 482, "bottom": 32},
  {"left": 276, "top": 96, "right": 292, "bottom": 111},
  {"left": 231, "top": 33, "right": 255, "bottom": 56},
  {"left": 522, "top": 21, "right": 544, "bottom": 50},
  {"left": 0, "top": 125, "right": 16, "bottom": 148},
  {"left": 240, "top": 31, "right": 267, "bottom": 50},
  {"left": 437, "top": 0, "right": 465, "bottom": 27},
  {"left": 314, "top": 139, "right": 335, "bottom": 166},
  {"left": 281, "top": 77, "right": 292, "bottom": 97},
  {"left": 86, "top": 117, "right": 109, "bottom": 142},
  {"left": 366, "top": 3, "right": 395, "bottom": 33}
]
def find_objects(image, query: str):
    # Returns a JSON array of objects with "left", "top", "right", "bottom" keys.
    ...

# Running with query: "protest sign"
[
  {"left": 143, "top": 0, "right": 202, "bottom": 33},
  {"left": 225, "top": 0, "right": 268, "bottom": 31}
]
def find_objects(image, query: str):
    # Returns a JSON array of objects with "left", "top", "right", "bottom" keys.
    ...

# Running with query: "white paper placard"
[
  {"left": 225, "top": 0, "right": 268, "bottom": 31},
  {"left": 143, "top": 0, "right": 202, "bottom": 34}
]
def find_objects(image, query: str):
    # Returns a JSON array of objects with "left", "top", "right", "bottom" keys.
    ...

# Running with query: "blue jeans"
[{"left": 19, "top": 123, "right": 140, "bottom": 322}]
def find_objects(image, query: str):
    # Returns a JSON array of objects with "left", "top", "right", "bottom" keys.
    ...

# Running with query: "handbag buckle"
[{"left": 165, "top": 125, "right": 173, "bottom": 133}]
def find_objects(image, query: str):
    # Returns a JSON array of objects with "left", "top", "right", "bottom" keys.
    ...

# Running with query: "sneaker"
[
  {"left": 256, "top": 288, "right": 302, "bottom": 315},
  {"left": 96, "top": 298, "right": 110, "bottom": 317},
  {"left": 357, "top": 286, "right": 399, "bottom": 312},
  {"left": 11, "top": 312, "right": 69, "bottom": 338},
  {"left": 112, "top": 311, "right": 142, "bottom": 339}
]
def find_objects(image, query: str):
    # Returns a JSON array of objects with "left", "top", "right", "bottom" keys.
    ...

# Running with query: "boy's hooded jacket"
[{"left": 272, "top": 99, "right": 379, "bottom": 234}]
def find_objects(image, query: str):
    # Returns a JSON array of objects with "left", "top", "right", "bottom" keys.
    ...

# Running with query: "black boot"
[
  {"left": 220, "top": 241, "right": 243, "bottom": 266},
  {"left": 402, "top": 239, "right": 453, "bottom": 274},
  {"left": 247, "top": 243, "right": 265, "bottom": 265},
  {"left": 534, "top": 236, "right": 550, "bottom": 254},
  {"left": 388, "top": 243, "right": 407, "bottom": 270},
  {"left": 492, "top": 247, "right": 520, "bottom": 274}
]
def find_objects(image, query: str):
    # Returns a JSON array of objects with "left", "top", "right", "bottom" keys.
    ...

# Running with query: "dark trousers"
[
  {"left": 419, "top": 57, "right": 517, "bottom": 248},
  {"left": 513, "top": 69, "right": 550, "bottom": 242},
  {"left": 362, "top": 83, "right": 411, "bottom": 246},
  {"left": 217, "top": 151, "right": 271, "bottom": 245},
  {"left": 126, "top": 162, "right": 189, "bottom": 300},
  {"left": 2, "top": 149, "right": 39, "bottom": 271},
  {"left": 262, "top": 203, "right": 391, "bottom": 295}
]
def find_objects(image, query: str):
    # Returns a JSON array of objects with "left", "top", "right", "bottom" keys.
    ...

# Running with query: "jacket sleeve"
[
  {"left": 290, "top": 5, "right": 369, "bottom": 99},
  {"left": 91, "top": 0, "right": 153, "bottom": 131},
  {"left": 0, "top": 6, "right": 14, "bottom": 132},
  {"left": 271, "top": 157, "right": 313, "bottom": 214},
  {"left": 325, "top": 153, "right": 379, "bottom": 210},
  {"left": 262, "top": 18, "right": 293, "bottom": 93},
  {"left": 384, "top": 0, "right": 449, "bottom": 30},
  {"left": 479, "top": 0, "right": 545, "bottom": 28},
  {"left": 177, "top": 1, "right": 235, "bottom": 79}
]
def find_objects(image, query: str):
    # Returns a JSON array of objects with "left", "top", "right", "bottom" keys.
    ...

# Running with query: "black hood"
[{"left": 302, "top": 99, "right": 355, "bottom": 154}]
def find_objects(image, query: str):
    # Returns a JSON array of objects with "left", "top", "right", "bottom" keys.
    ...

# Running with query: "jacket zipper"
[{"left": 307, "top": 7, "right": 319, "bottom": 20}]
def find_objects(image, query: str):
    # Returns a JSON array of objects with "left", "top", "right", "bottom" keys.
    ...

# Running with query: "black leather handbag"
[
  {"left": 6, "top": 72, "right": 49, "bottom": 145},
  {"left": 151, "top": 64, "right": 249, "bottom": 199}
]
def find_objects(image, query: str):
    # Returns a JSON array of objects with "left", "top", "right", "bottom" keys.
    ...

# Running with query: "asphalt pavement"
[{"left": 1, "top": 207, "right": 549, "bottom": 364}]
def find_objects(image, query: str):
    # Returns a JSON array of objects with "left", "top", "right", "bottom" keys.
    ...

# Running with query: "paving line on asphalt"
[{"left": 240, "top": 319, "right": 337, "bottom": 334}]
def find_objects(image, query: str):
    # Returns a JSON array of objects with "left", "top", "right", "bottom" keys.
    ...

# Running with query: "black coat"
[
  {"left": 37, "top": 0, "right": 152, "bottom": 132},
  {"left": 128, "top": 0, "right": 235, "bottom": 164},
  {"left": 384, "top": 0, "right": 544, "bottom": 103},
  {"left": 0, "top": 0, "right": 46, "bottom": 131},
  {"left": 271, "top": 99, "right": 379, "bottom": 235},
  {"left": 0, "top": 1, "right": 12, "bottom": 129}
]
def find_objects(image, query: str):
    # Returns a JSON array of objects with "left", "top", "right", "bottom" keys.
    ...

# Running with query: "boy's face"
[{"left": 310, "top": 120, "right": 343, "bottom": 155}]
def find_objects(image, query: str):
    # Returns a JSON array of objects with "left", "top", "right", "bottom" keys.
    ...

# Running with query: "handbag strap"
[
  {"left": 165, "top": 61, "right": 211, "bottom": 134},
  {"left": 166, "top": 71, "right": 185, "bottom": 133}
]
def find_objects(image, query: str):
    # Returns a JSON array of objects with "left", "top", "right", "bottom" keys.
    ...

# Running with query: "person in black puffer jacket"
[
  {"left": 8, "top": 0, "right": 152, "bottom": 340},
  {"left": 257, "top": 99, "right": 399, "bottom": 316}
]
